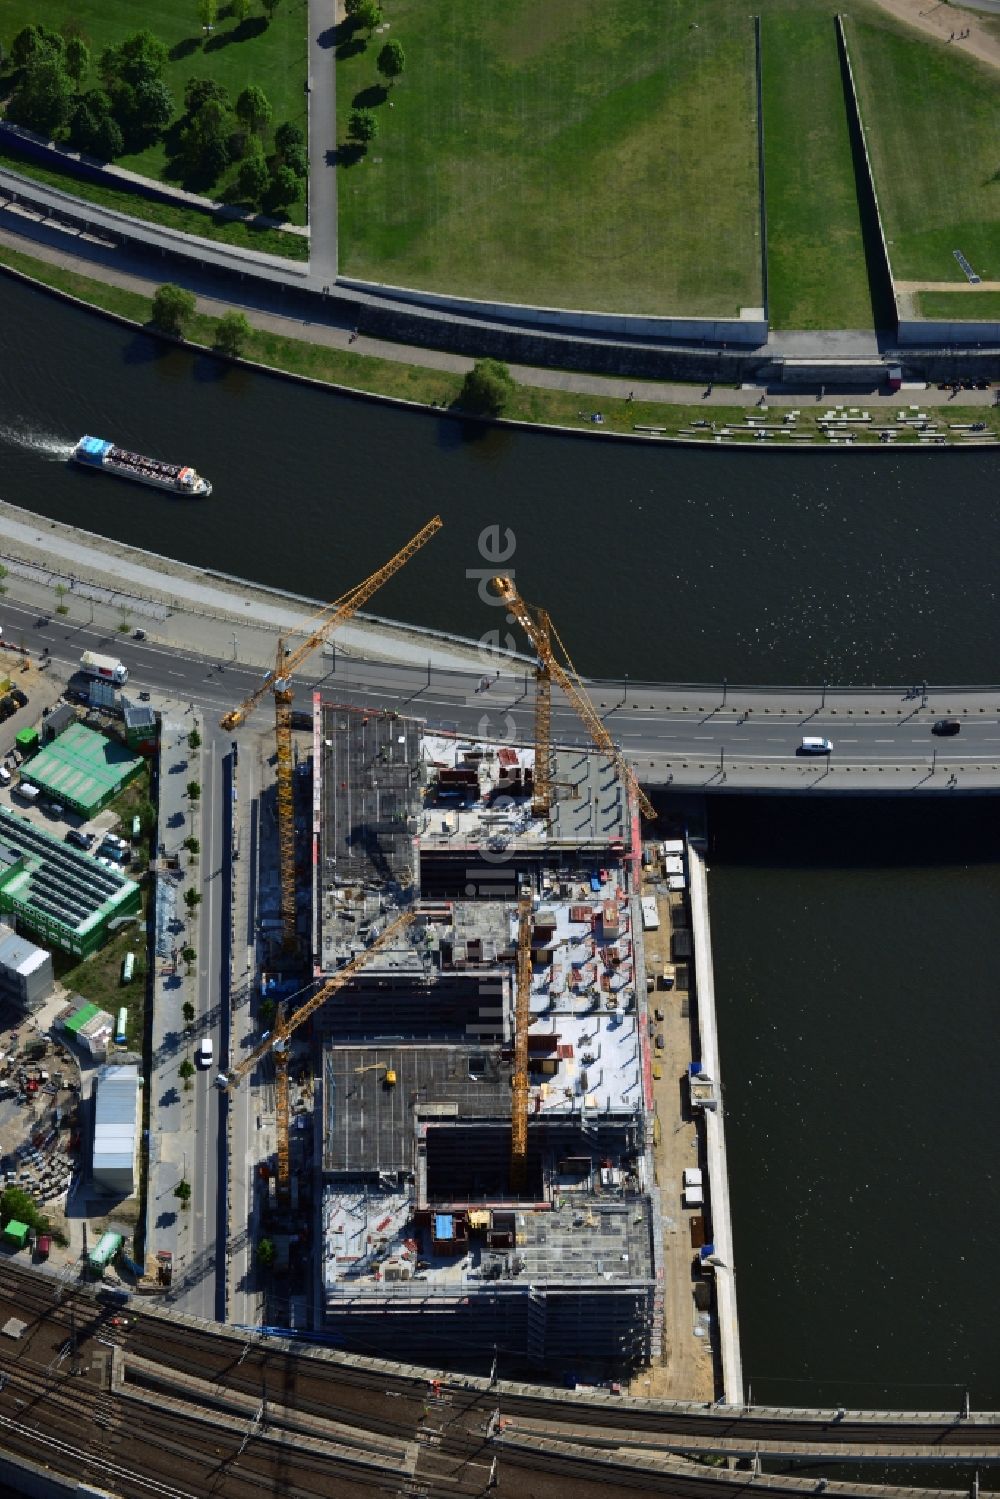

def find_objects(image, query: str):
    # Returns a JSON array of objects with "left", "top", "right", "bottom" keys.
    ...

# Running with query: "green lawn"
[
  {"left": 57, "top": 916, "right": 147, "bottom": 1051},
  {"left": 335, "top": 0, "right": 762, "bottom": 316},
  {"left": 917, "top": 291, "right": 1000, "bottom": 320},
  {"left": 847, "top": 15, "right": 1000, "bottom": 282},
  {"left": 760, "top": 8, "right": 872, "bottom": 329},
  {"left": 1, "top": 0, "right": 308, "bottom": 225}
]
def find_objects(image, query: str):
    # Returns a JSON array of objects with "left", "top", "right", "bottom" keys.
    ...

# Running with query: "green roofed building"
[
  {"left": 0, "top": 806, "right": 140, "bottom": 956},
  {"left": 20, "top": 723, "right": 143, "bottom": 817}
]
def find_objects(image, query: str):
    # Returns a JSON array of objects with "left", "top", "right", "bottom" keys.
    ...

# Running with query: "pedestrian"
[{"left": 627, "top": 390, "right": 634, "bottom": 403}]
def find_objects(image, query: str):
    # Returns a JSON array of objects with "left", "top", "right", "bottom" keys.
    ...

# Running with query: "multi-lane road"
[{"left": 7, "top": 599, "right": 1000, "bottom": 794}]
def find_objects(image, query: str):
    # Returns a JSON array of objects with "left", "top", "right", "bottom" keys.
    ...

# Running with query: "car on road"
[
  {"left": 133, "top": 630, "right": 146, "bottom": 641},
  {"left": 197, "top": 1038, "right": 214, "bottom": 1067},
  {"left": 932, "top": 718, "right": 961, "bottom": 736},
  {"left": 798, "top": 736, "right": 833, "bottom": 755},
  {"left": 654, "top": 1034, "right": 665, "bottom": 1051}
]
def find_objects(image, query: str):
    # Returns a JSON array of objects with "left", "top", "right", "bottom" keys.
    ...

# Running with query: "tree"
[
  {"left": 10, "top": 25, "right": 64, "bottom": 71},
  {"left": 232, "top": 0, "right": 252, "bottom": 19},
  {"left": 99, "top": 30, "right": 169, "bottom": 91},
  {"left": 151, "top": 283, "right": 196, "bottom": 336},
  {"left": 54, "top": 582, "right": 69, "bottom": 615},
  {"left": 92, "top": 112, "right": 124, "bottom": 160},
  {"left": 179, "top": 1057, "right": 195, "bottom": 1088},
  {"left": 182, "top": 1000, "right": 196, "bottom": 1025},
  {"left": 182, "top": 835, "right": 200, "bottom": 856},
  {"left": 181, "top": 947, "right": 197, "bottom": 975},
  {"left": 345, "top": 0, "right": 383, "bottom": 35},
  {"left": 0, "top": 563, "right": 8, "bottom": 596},
  {"left": 64, "top": 35, "right": 90, "bottom": 88},
  {"left": 7, "top": 56, "right": 75, "bottom": 136},
  {"left": 377, "top": 39, "right": 405, "bottom": 86},
  {"left": 256, "top": 1236, "right": 276, "bottom": 1269},
  {"left": 183, "top": 888, "right": 202, "bottom": 911},
  {"left": 259, "top": 996, "right": 276, "bottom": 1026},
  {"left": 199, "top": 0, "right": 218, "bottom": 33},
  {"left": 186, "top": 780, "right": 201, "bottom": 802},
  {"left": 281, "top": 142, "right": 307, "bottom": 178},
  {"left": 262, "top": 0, "right": 282, "bottom": 19},
  {"left": 131, "top": 75, "right": 175, "bottom": 138},
  {"left": 349, "top": 108, "right": 378, "bottom": 145},
  {"left": 215, "top": 310, "right": 251, "bottom": 357},
  {"left": 178, "top": 95, "right": 232, "bottom": 182},
  {"left": 237, "top": 137, "right": 269, "bottom": 201},
  {"left": 266, "top": 163, "right": 302, "bottom": 209},
  {"left": 460, "top": 359, "right": 516, "bottom": 417},
  {"left": 235, "top": 83, "right": 272, "bottom": 135},
  {"left": 188, "top": 727, "right": 202, "bottom": 751},
  {"left": 275, "top": 120, "right": 304, "bottom": 156},
  {"left": 184, "top": 76, "right": 231, "bottom": 114},
  {"left": 173, "top": 1178, "right": 192, "bottom": 1207}
]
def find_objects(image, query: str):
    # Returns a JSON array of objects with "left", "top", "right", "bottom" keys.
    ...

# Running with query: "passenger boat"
[{"left": 71, "top": 436, "right": 212, "bottom": 497}]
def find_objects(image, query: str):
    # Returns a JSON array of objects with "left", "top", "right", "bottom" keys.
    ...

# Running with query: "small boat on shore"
[{"left": 71, "top": 436, "right": 212, "bottom": 497}]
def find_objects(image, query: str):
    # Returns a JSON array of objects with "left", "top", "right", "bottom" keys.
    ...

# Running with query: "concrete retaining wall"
[
  {"left": 338, "top": 276, "right": 767, "bottom": 346},
  {"left": 897, "top": 318, "right": 1000, "bottom": 346}
]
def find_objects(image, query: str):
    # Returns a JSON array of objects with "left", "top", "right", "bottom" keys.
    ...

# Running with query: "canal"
[{"left": 2, "top": 270, "right": 998, "bottom": 1406}]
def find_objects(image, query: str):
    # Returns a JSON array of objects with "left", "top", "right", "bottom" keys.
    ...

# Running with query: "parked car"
[
  {"left": 197, "top": 1038, "right": 214, "bottom": 1067},
  {"left": 65, "top": 828, "right": 94, "bottom": 850},
  {"left": 932, "top": 718, "right": 961, "bottom": 736}
]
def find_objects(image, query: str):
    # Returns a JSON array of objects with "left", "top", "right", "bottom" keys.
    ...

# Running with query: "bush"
[{"left": 460, "top": 359, "right": 516, "bottom": 417}]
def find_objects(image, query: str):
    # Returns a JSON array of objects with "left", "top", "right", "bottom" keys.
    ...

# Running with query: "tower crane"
[
  {"left": 510, "top": 890, "right": 533, "bottom": 1193},
  {"left": 492, "top": 577, "right": 656, "bottom": 821},
  {"left": 218, "top": 910, "right": 417, "bottom": 1198},
  {"left": 220, "top": 517, "right": 443, "bottom": 948}
]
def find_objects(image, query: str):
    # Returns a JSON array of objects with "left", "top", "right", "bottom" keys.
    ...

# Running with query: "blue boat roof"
[{"left": 78, "top": 436, "right": 113, "bottom": 458}]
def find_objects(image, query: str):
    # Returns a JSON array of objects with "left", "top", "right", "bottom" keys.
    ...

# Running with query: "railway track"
[{"left": 0, "top": 1261, "right": 993, "bottom": 1499}]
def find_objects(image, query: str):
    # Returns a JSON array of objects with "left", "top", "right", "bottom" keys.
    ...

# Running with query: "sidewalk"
[
  {"left": 144, "top": 705, "right": 203, "bottom": 1283},
  {"left": 4, "top": 217, "right": 1000, "bottom": 414}
]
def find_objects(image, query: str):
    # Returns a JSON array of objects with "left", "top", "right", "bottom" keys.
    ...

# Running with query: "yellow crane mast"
[
  {"left": 220, "top": 910, "right": 417, "bottom": 1197},
  {"left": 531, "top": 607, "right": 553, "bottom": 820},
  {"left": 510, "top": 890, "right": 533, "bottom": 1193},
  {"left": 492, "top": 577, "right": 657, "bottom": 822},
  {"left": 220, "top": 518, "right": 443, "bottom": 949}
]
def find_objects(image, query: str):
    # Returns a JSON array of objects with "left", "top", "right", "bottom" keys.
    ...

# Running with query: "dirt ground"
[
  {"left": 633, "top": 869, "right": 715, "bottom": 1403},
  {"left": 869, "top": 0, "right": 1000, "bottom": 70}
]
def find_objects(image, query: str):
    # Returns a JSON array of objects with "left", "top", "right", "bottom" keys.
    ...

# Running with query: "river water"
[
  {"left": 2, "top": 274, "right": 999, "bottom": 686},
  {"left": 2, "top": 271, "right": 998, "bottom": 1406}
]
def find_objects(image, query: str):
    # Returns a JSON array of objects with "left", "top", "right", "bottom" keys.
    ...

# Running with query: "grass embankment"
[
  {"left": 3, "top": 240, "right": 999, "bottom": 443},
  {"left": 0, "top": 141, "right": 309, "bottom": 261},
  {"left": 761, "top": 8, "right": 872, "bottom": 329},
  {"left": 335, "top": 0, "right": 761, "bottom": 316},
  {"left": 848, "top": 16, "right": 1000, "bottom": 284},
  {"left": 917, "top": 292, "right": 1000, "bottom": 320},
  {"left": 0, "top": 0, "right": 308, "bottom": 251},
  {"left": 57, "top": 917, "right": 146, "bottom": 1051}
]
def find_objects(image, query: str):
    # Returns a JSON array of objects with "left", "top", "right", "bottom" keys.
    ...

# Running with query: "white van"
[
  {"left": 197, "top": 1038, "right": 214, "bottom": 1067},
  {"left": 799, "top": 736, "right": 833, "bottom": 755}
]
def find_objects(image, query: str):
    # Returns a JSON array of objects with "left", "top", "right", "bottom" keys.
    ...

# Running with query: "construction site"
[
  {"left": 310, "top": 702, "right": 660, "bottom": 1373},
  {"left": 212, "top": 530, "right": 724, "bottom": 1389}
]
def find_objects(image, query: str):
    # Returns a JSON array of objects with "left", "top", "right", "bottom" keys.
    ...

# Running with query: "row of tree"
[
  {"left": 343, "top": 0, "right": 405, "bottom": 152},
  {"left": 4, "top": 23, "right": 305, "bottom": 209}
]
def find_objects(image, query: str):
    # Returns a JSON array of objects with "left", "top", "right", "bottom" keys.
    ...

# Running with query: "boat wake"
[{"left": 0, "top": 420, "right": 75, "bottom": 461}]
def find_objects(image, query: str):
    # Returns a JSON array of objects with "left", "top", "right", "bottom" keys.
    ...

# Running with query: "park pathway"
[
  {"left": 868, "top": 0, "right": 1000, "bottom": 70},
  {"left": 308, "top": 0, "right": 339, "bottom": 286}
]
